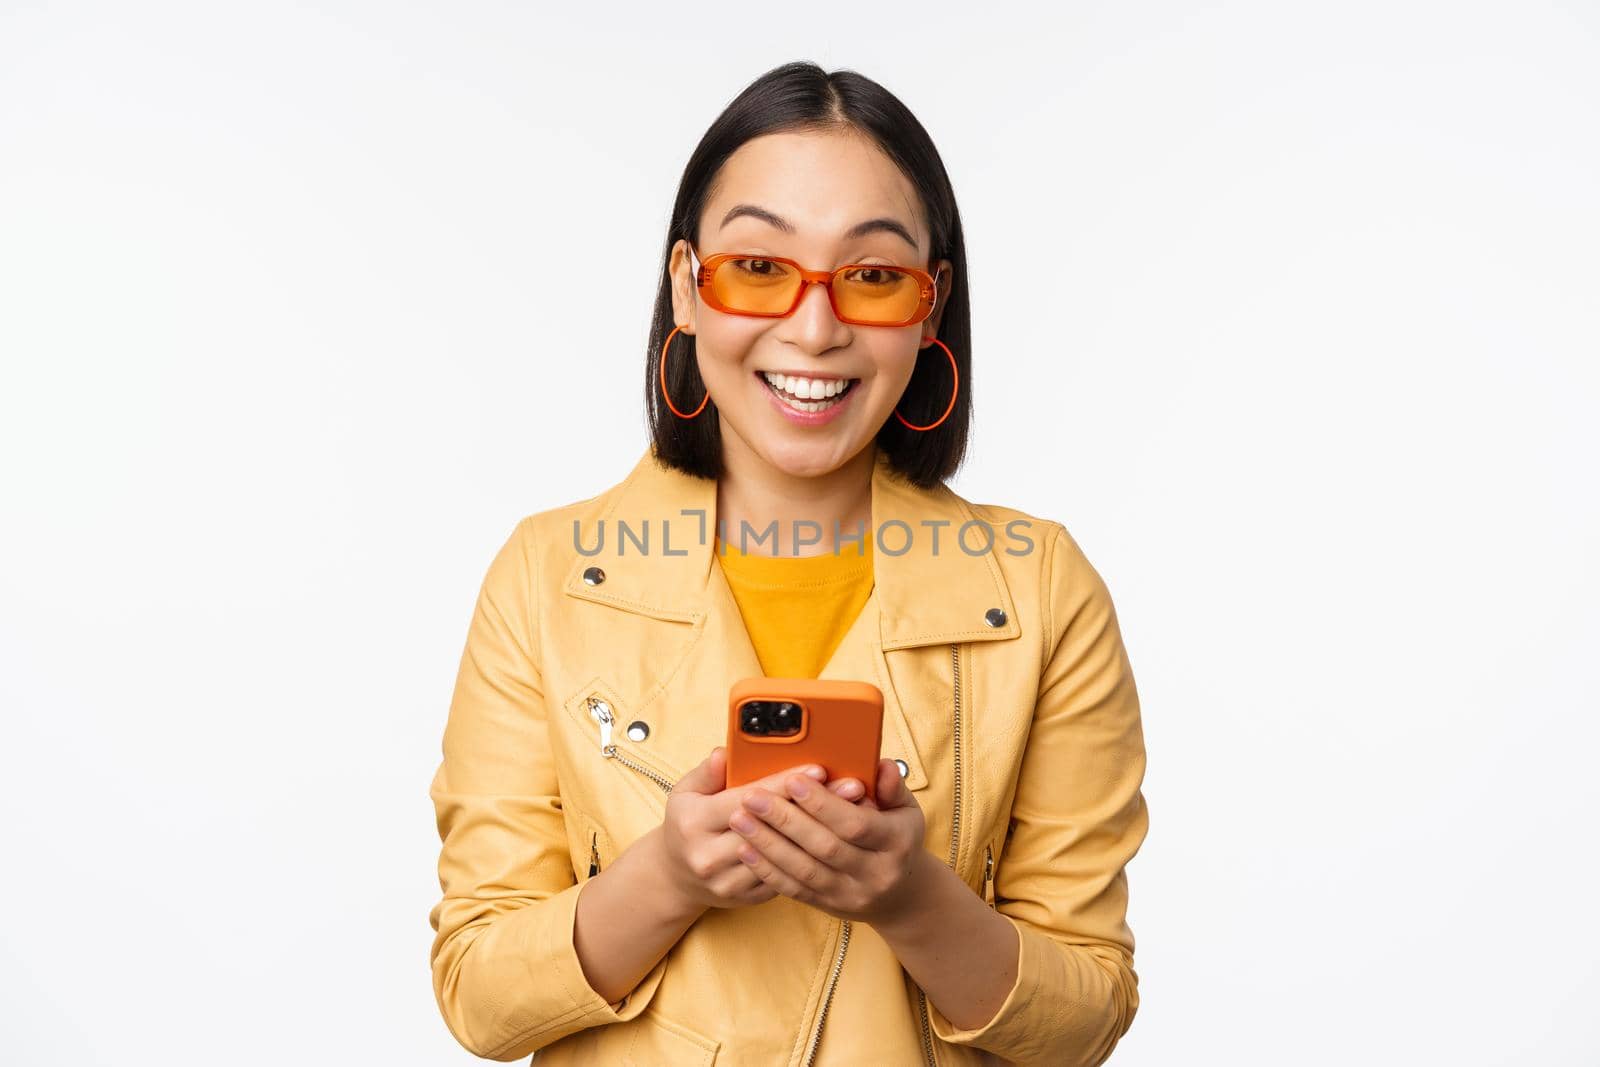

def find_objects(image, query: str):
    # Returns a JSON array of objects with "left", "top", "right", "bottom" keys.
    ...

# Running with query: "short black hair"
[{"left": 646, "top": 60, "right": 972, "bottom": 490}]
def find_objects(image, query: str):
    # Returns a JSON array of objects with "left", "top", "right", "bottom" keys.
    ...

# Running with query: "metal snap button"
[
  {"left": 582, "top": 566, "right": 606, "bottom": 585},
  {"left": 893, "top": 758, "right": 909, "bottom": 778},
  {"left": 626, "top": 720, "right": 650, "bottom": 742},
  {"left": 984, "top": 607, "right": 1007, "bottom": 627}
]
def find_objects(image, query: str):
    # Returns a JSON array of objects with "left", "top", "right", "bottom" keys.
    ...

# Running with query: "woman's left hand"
[{"left": 728, "top": 757, "right": 930, "bottom": 926}]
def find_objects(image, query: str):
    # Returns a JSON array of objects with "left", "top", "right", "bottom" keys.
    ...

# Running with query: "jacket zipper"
[
  {"left": 802, "top": 917, "right": 851, "bottom": 1067},
  {"left": 588, "top": 832, "right": 601, "bottom": 877},
  {"left": 916, "top": 642, "right": 965, "bottom": 1067},
  {"left": 587, "top": 695, "right": 676, "bottom": 795}
]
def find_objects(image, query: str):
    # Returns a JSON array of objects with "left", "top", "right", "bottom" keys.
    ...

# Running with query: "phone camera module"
[{"left": 739, "top": 699, "right": 803, "bottom": 738}]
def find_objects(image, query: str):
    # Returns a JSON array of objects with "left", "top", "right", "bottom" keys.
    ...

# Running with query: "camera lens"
[{"left": 743, "top": 702, "right": 768, "bottom": 734}]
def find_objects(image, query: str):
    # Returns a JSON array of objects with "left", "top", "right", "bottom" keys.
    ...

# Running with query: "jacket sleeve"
[
  {"left": 926, "top": 521, "right": 1150, "bottom": 1066},
  {"left": 427, "top": 517, "right": 670, "bottom": 1061}
]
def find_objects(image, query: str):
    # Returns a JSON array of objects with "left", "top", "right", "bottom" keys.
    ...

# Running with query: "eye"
[
  {"left": 731, "top": 258, "right": 781, "bottom": 276},
  {"left": 842, "top": 266, "right": 907, "bottom": 286}
]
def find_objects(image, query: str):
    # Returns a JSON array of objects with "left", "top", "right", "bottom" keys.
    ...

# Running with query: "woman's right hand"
[{"left": 655, "top": 746, "right": 859, "bottom": 913}]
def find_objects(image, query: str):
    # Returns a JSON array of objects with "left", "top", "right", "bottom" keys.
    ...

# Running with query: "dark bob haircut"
[{"left": 645, "top": 60, "right": 972, "bottom": 490}]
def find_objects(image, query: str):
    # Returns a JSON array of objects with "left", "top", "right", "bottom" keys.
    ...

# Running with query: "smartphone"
[{"left": 726, "top": 677, "right": 885, "bottom": 805}]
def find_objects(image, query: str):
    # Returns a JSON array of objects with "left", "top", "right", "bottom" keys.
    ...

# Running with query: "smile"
[{"left": 758, "top": 371, "right": 859, "bottom": 413}]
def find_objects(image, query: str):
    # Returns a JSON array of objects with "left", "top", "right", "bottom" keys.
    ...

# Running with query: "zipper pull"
[
  {"left": 588, "top": 832, "right": 601, "bottom": 877},
  {"left": 587, "top": 695, "right": 615, "bottom": 754},
  {"left": 982, "top": 844, "right": 995, "bottom": 905}
]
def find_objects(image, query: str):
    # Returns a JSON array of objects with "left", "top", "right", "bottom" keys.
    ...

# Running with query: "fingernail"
[
  {"left": 744, "top": 791, "right": 772, "bottom": 814},
  {"left": 839, "top": 780, "right": 863, "bottom": 799},
  {"left": 731, "top": 811, "right": 757, "bottom": 833},
  {"left": 805, "top": 765, "right": 827, "bottom": 780},
  {"left": 787, "top": 776, "right": 811, "bottom": 798}
]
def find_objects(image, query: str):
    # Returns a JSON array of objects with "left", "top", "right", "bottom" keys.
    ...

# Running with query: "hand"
[
  {"left": 657, "top": 746, "right": 863, "bottom": 914},
  {"left": 728, "top": 758, "right": 929, "bottom": 926}
]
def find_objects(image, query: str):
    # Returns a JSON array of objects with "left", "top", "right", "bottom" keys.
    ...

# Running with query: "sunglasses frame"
[{"left": 686, "top": 241, "right": 942, "bottom": 328}]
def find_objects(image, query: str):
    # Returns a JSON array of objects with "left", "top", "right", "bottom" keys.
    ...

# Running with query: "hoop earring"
[
  {"left": 659, "top": 324, "right": 709, "bottom": 419},
  {"left": 893, "top": 336, "right": 959, "bottom": 431}
]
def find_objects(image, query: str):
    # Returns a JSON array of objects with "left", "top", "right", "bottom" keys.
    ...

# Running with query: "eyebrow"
[{"left": 718, "top": 203, "right": 920, "bottom": 253}]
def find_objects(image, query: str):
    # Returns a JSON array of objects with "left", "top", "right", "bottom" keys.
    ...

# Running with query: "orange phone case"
[{"left": 726, "top": 677, "right": 885, "bottom": 804}]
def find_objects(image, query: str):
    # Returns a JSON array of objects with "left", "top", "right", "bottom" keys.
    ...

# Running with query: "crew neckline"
[{"left": 714, "top": 534, "right": 873, "bottom": 585}]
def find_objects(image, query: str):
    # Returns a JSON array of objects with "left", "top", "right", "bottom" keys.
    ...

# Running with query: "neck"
[{"left": 715, "top": 437, "right": 875, "bottom": 558}]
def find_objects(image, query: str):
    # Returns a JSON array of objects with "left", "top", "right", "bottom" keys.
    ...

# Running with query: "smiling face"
[{"left": 668, "top": 128, "right": 953, "bottom": 480}]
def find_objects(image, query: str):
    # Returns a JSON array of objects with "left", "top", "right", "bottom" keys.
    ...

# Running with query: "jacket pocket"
[
  {"left": 622, "top": 1010, "right": 720, "bottom": 1065},
  {"left": 563, "top": 679, "right": 682, "bottom": 806},
  {"left": 531, "top": 1008, "right": 721, "bottom": 1066},
  {"left": 562, "top": 803, "right": 613, "bottom": 883},
  {"left": 982, "top": 820, "right": 1017, "bottom": 908}
]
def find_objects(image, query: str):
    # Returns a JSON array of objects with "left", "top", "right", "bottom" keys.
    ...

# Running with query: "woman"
[{"left": 427, "top": 61, "right": 1149, "bottom": 1066}]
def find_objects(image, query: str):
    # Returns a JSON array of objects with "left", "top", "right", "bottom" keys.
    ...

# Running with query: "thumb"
[
  {"left": 876, "top": 757, "right": 911, "bottom": 808},
  {"left": 674, "top": 746, "right": 728, "bottom": 796}
]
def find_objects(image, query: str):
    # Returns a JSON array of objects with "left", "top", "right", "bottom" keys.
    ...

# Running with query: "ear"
[
  {"left": 924, "top": 257, "right": 954, "bottom": 341},
  {"left": 669, "top": 239, "right": 699, "bottom": 334}
]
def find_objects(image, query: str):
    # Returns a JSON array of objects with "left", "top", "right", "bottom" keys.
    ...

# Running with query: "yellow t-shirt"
[{"left": 714, "top": 533, "right": 874, "bottom": 679}]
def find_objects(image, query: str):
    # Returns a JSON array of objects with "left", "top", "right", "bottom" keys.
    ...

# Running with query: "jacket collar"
[{"left": 560, "top": 445, "right": 1020, "bottom": 651}]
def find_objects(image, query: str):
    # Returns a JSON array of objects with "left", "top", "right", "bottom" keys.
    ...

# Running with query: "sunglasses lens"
[
  {"left": 710, "top": 258, "right": 803, "bottom": 315},
  {"left": 709, "top": 259, "right": 927, "bottom": 325},
  {"left": 833, "top": 266, "right": 925, "bottom": 324}
]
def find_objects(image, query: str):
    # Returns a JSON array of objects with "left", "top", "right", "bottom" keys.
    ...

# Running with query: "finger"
[
  {"left": 705, "top": 836, "right": 761, "bottom": 879},
  {"left": 673, "top": 746, "right": 729, "bottom": 796},
  {"left": 733, "top": 838, "right": 813, "bottom": 903},
  {"left": 737, "top": 782, "right": 871, "bottom": 872},
  {"left": 731, "top": 878, "right": 780, "bottom": 906},
  {"left": 706, "top": 835, "right": 773, "bottom": 896},
  {"left": 696, "top": 822, "right": 782, "bottom": 892},
  {"left": 758, "top": 762, "right": 829, "bottom": 791},
  {"left": 876, "top": 758, "right": 902, "bottom": 809},
  {"left": 828, "top": 777, "right": 866, "bottom": 802},
  {"left": 728, "top": 807, "right": 837, "bottom": 905},
  {"left": 709, "top": 861, "right": 777, "bottom": 906},
  {"left": 876, "top": 758, "right": 913, "bottom": 809},
  {"left": 778, "top": 772, "right": 887, "bottom": 849},
  {"left": 709, "top": 762, "right": 827, "bottom": 820}
]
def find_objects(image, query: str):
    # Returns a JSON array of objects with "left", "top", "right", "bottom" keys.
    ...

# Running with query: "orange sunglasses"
[{"left": 686, "top": 241, "right": 942, "bottom": 328}]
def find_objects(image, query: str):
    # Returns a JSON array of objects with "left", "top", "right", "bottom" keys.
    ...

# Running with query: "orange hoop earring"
[
  {"left": 893, "top": 336, "right": 959, "bottom": 431},
  {"left": 659, "top": 324, "right": 709, "bottom": 419}
]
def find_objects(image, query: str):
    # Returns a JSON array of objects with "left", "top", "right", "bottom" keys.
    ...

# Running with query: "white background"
[{"left": 2, "top": 2, "right": 1596, "bottom": 1063}]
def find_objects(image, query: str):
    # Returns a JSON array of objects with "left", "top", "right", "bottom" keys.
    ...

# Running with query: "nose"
[{"left": 792, "top": 275, "right": 844, "bottom": 328}]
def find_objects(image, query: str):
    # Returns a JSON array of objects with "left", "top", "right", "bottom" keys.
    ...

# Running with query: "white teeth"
[
  {"left": 763, "top": 372, "right": 851, "bottom": 401},
  {"left": 761, "top": 372, "right": 855, "bottom": 413}
]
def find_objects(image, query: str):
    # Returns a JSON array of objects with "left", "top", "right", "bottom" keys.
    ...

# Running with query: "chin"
[{"left": 755, "top": 439, "right": 864, "bottom": 479}]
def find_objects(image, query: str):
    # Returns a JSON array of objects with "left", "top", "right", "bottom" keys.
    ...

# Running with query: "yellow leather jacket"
[{"left": 428, "top": 446, "right": 1150, "bottom": 1065}]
